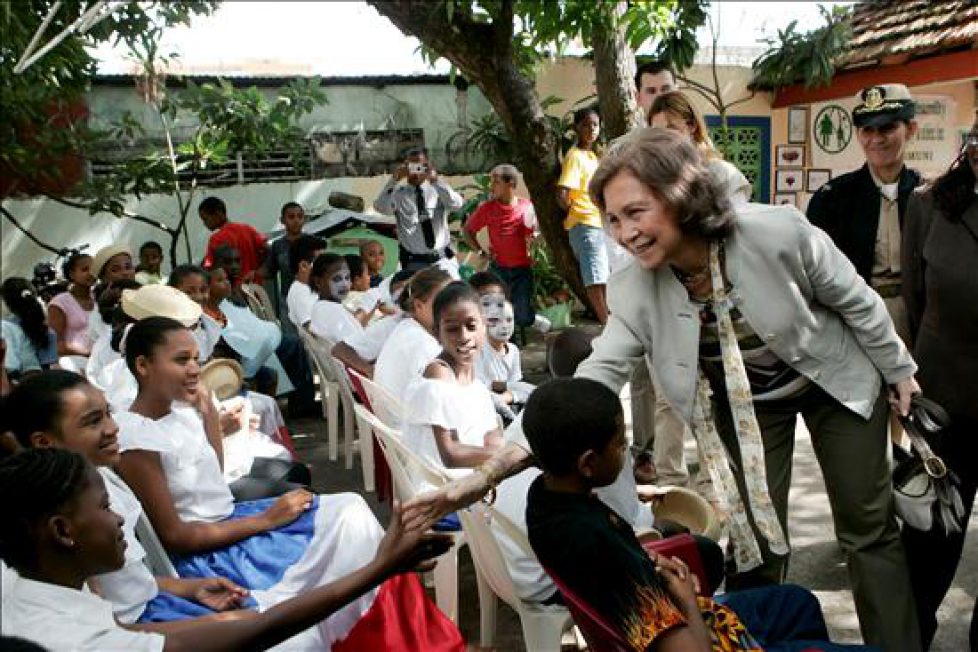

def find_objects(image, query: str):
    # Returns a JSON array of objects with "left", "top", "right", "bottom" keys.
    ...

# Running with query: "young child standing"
[
  {"left": 308, "top": 253, "right": 362, "bottom": 343},
  {"left": 402, "top": 282, "right": 503, "bottom": 489},
  {"left": 463, "top": 164, "right": 550, "bottom": 333},
  {"left": 360, "top": 239, "right": 386, "bottom": 288},
  {"left": 135, "top": 241, "right": 164, "bottom": 285},
  {"left": 266, "top": 201, "right": 307, "bottom": 304},
  {"left": 523, "top": 378, "right": 862, "bottom": 652}
]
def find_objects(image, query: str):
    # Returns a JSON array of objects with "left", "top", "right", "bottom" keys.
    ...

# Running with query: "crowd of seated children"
[
  {"left": 523, "top": 377, "right": 874, "bottom": 651},
  {"left": 284, "top": 234, "right": 327, "bottom": 330},
  {"left": 401, "top": 282, "right": 504, "bottom": 488},
  {"left": 373, "top": 267, "right": 452, "bottom": 401},
  {"left": 135, "top": 241, "right": 165, "bottom": 285},
  {"left": 1, "top": 278, "right": 57, "bottom": 379},
  {"left": 360, "top": 239, "right": 386, "bottom": 288},
  {"left": 0, "top": 447, "right": 459, "bottom": 651},
  {"left": 47, "top": 251, "right": 95, "bottom": 358},
  {"left": 331, "top": 268, "right": 415, "bottom": 378},
  {"left": 91, "top": 317, "right": 464, "bottom": 648},
  {"left": 308, "top": 252, "right": 363, "bottom": 343},
  {"left": 461, "top": 163, "right": 550, "bottom": 333}
]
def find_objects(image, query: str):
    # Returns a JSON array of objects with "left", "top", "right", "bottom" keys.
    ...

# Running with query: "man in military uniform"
[{"left": 807, "top": 83, "right": 922, "bottom": 342}]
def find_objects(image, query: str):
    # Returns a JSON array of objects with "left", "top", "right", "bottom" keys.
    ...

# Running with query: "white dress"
[
  {"left": 115, "top": 406, "right": 387, "bottom": 648},
  {"left": 401, "top": 373, "right": 498, "bottom": 490},
  {"left": 343, "top": 313, "right": 403, "bottom": 361},
  {"left": 309, "top": 299, "right": 363, "bottom": 344},
  {"left": 374, "top": 318, "right": 442, "bottom": 401}
]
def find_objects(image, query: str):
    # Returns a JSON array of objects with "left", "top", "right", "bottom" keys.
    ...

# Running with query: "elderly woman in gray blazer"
[{"left": 407, "top": 128, "right": 922, "bottom": 651}]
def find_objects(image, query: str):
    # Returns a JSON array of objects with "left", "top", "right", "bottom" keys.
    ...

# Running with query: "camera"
[
  {"left": 32, "top": 262, "right": 67, "bottom": 302},
  {"left": 408, "top": 162, "right": 428, "bottom": 175}
]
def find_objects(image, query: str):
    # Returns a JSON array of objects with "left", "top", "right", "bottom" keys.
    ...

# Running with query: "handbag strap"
[{"left": 899, "top": 395, "right": 951, "bottom": 479}]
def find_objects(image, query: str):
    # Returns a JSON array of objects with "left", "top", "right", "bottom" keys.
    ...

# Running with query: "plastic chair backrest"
[
  {"left": 457, "top": 504, "right": 523, "bottom": 610},
  {"left": 297, "top": 327, "right": 338, "bottom": 385},
  {"left": 135, "top": 512, "right": 179, "bottom": 579},
  {"left": 355, "top": 405, "right": 450, "bottom": 501},
  {"left": 349, "top": 367, "right": 406, "bottom": 427},
  {"left": 545, "top": 568, "right": 632, "bottom": 652}
]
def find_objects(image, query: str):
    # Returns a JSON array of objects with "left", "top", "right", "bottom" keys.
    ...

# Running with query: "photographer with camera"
[{"left": 373, "top": 147, "right": 464, "bottom": 272}]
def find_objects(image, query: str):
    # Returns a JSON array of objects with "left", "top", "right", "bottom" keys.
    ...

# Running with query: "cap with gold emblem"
[{"left": 853, "top": 83, "right": 915, "bottom": 128}]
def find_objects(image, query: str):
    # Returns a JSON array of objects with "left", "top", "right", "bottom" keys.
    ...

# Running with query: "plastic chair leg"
[
  {"left": 432, "top": 538, "right": 461, "bottom": 623},
  {"left": 355, "top": 412, "right": 375, "bottom": 492},
  {"left": 326, "top": 383, "right": 339, "bottom": 461},
  {"left": 343, "top": 401, "right": 356, "bottom": 470},
  {"left": 517, "top": 610, "right": 568, "bottom": 652},
  {"left": 476, "top": 568, "right": 498, "bottom": 648}
]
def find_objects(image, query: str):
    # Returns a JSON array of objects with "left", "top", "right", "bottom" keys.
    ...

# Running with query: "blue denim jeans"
[{"left": 490, "top": 263, "right": 535, "bottom": 327}]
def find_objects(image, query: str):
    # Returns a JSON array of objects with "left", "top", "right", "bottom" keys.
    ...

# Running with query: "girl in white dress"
[
  {"left": 111, "top": 318, "right": 465, "bottom": 650},
  {"left": 402, "top": 281, "right": 504, "bottom": 492},
  {"left": 476, "top": 299, "right": 535, "bottom": 422},
  {"left": 373, "top": 267, "right": 452, "bottom": 402},
  {"left": 0, "top": 447, "right": 455, "bottom": 652},
  {"left": 308, "top": 253, "right": 363, "bottom": 344}
]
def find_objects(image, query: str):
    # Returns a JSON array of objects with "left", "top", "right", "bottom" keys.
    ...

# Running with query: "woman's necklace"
[{"left": 673, "top": 241, "right": 725, "bottom": 302}]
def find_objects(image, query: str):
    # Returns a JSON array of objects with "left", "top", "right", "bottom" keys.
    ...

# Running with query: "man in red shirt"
[
  {"left": 463, "top": 164, "right": 549, "bottom": 332},
  {"left": 199, "top": 196, "right": 268, "bottom": 284}
]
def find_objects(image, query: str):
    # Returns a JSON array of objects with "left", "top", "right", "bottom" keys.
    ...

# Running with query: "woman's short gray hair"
[{"left": 589, "top": 127, "right": 735, "bottom": 240}]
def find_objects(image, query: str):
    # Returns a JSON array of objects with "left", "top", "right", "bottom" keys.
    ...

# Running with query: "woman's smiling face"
[
  {"left": 135, "top": 328, "right": 201, "bottom": 403},
  {"left": 602, "top": 170, "right": 684, "bottom": 270}
]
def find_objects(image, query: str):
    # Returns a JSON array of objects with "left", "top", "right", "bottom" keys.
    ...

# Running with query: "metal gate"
[{"left": 705, "top": 115, "right": 771, "bottom": 203}]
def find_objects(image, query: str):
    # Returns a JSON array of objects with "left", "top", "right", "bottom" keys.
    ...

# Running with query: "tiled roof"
[{"left": 839, "top": 0, "right": 978, "bottom": 69}]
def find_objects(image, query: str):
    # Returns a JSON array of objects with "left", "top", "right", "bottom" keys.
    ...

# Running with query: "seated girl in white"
[
  {"left": 373, "top": 267, "right": 452, "bottom": 404},
  {"left": 402, "top": 282, "right": 504, "bottom": 490},
  {"left": 476, "top": 299, "right": 535, "bottom": 422},
  {"left": 0, "top": 447, "right": 457, "bottom": 652},
  {"left": 110, "top": 317, "right": 463, "bottom": 649},
  {"left": 308, "top": 253, "right": 363, "bottom": 344}
]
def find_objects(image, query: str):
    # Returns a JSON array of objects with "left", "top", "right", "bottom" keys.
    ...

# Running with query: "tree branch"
[
  {"left": 45, "top": 195, "right": 177, "bottom": 234},
  {"left": 1, "top": 205, "right": 64, "bottom": 255}
]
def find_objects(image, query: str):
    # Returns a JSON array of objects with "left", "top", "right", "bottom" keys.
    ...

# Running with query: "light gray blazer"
[{"left": 577, "top": 203, "right": 917, "bottom": 422}]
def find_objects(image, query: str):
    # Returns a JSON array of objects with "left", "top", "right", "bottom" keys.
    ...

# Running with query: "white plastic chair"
[
  {"left": 352, "top": 399, "right": 465, "bottom": 624},
  {"left": 458, "top": 504, "right": 575, "bottom": 651},
  {"left": 296, "top": 327, "right": 340, "bottom": 461},
  {"left": 135, "top": 512, "right": 179, "bottom": 578},
  {"left": 348, "top": 366, "right": 406, "bottom": 428},
  {"left": 327, "top": 353, "right": 374, "bottom": 490}
]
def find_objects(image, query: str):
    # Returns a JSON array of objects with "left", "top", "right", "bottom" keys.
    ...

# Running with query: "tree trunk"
[
  {"left": 368, "top": 0, "right": 588, "bottom": 308},
  {"left": 592, "top": 2, "right": 644, "bottom": 140}
]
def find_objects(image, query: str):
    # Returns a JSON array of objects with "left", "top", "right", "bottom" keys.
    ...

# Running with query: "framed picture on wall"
[
  {"left": 775, "top": 169, "right": 804, "bottom": 192},
  {"left": 788, "top": 106, "right": 808, "bottom": 144},
  {"left": 775, "top": 144, "right": 805, "bottom": 167},
  {"left": 773, "top": 193, "right": 797, "bottom": 206},
  {"left": 806, "top": 168, "right": 832, "bottom": 193}
]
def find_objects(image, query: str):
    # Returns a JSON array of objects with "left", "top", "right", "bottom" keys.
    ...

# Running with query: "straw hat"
[
  {"left": 121, "top": 284, "right": 202, "bottom": 327},
  {"left": 199, "top": 359, "right": 244, "bottom": 400},
  {"left": 654, "top": 486, "right": 722, "bottom": 541},
  {"left": 92, "top": 244, "right": 132, "bottom": 279}
]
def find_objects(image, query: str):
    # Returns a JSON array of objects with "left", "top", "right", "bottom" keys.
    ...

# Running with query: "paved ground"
[{"left": 291, "top": 319, "right": 975, "bottom": 651}]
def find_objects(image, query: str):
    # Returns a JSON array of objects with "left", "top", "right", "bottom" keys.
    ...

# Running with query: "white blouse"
[
  {"left": 309, "top": 299, "right": 363, "bottom": 344},
  {"left": 116, "top": 406, "right": 235, "bottom": 523},
  {"left": 374, "top": 318, "right": 442, "bottom": 400},
  {"left": 95, "top": 467, "right": 159, "bottom": 623},
  {"left": 401, "top": 374, "right": 498, "bottom": 485},
  {"left": 1, "top": 575, "right": 164, "bottom": 651},
  {"left": 343, "top": 313, "right": 403, "bottom": 361},
  {"left": 286, "top": 281, "right": 317, "bottom": 327}
]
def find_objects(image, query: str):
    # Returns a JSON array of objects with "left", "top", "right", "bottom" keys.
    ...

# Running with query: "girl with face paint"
[
  {"left": 476, "top": 299, "right": 536, "bottom": 424},
  {"left": 307, "top": 253, "right": 363, "bottom": 344}
]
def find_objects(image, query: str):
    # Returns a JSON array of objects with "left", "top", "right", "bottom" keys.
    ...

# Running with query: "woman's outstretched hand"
[
  {"left": 374, "top": 501, "right": 454, "bottom": 576},
  {"left": 889, "top": 376, "right": 921, "bottom": 417}
]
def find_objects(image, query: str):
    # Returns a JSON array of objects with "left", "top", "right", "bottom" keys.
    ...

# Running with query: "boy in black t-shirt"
[{"left": 523, "top": 378, "right": 864, "bottom": 652}]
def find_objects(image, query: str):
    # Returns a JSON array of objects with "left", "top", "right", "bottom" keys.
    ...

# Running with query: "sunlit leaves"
[{"left": 750, "top": 5, "right": 852, "bottom": 90}]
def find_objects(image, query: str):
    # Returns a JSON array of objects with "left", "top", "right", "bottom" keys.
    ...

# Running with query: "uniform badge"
[{"left": 864, "top": 86, "right": 884, "bottom": 109}]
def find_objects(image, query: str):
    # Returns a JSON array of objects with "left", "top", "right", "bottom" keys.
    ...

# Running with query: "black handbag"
[{"left": 892, "top": 395, "right": 966, "bottom": 536}]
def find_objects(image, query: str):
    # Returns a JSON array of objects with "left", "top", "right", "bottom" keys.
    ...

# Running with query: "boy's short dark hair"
[
  {"left": 547, "top": 327, "right": 595, "bottom": 378},
  {"left": 280, "top": 201, "right": 302, "bottom": 217},
  {"left": 345, "top": 254, "right": 366, "bottom": 279},
  {"left": 523, "top": 377, "right": 622, "bottom": 476},
  {"left": 403, "top": 146, "right": 429, "bottom": 159},
  {"left": 468, "top": 270, "right": 507, "bottom": 295},
  {"left": 198, "top": 196, "right": 226, "bottom": 215},
  {"left": 168, "top": 264, "right": 207, "bottom": 288},
  {"left": 139, "top": 241, "right": 163, "bottom": 256},
  {"left": 634, "top": 60, "right": 676, "bottom": 90},
  {"left": 290, "top": 235, "right": 327, "bottom": 274}
]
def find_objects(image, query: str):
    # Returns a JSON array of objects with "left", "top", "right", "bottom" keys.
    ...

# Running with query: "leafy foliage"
[{"left": 750, "top": 5, "right": 852, "bottom": 91}]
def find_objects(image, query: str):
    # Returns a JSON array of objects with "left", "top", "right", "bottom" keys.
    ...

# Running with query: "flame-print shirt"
[{"left": 526, "top": 477, "right": 760, "bottom": 651}]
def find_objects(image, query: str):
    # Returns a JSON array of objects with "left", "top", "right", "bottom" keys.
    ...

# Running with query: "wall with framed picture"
[
  {"left": 806, "top": 169, "right": 831, "bottom": 193},
  {"left": 775, "top": 144, "right": 804, "bottom": 167},
  {"left": 773, "top": 193, "right": 796, "bottom": 207},
  {"left": 775, "top": 169, "right": 804, "bottom": 193},
  {"left": 787, "top": 106, "right": 809, "bottom": 144}
]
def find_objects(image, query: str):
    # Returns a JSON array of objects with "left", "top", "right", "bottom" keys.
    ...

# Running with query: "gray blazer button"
[
  {"left": 812, "top": 370, "right": 821, "bottom": 379},
  {"left": 790, "top": 355, "right": 802, "bottom": 363},
  {"left": 766, "top": 333, "right": 777, "bottom": 341}
]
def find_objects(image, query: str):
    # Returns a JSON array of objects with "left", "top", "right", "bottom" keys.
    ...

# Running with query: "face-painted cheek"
[
  {"left": 330, "top": 280, "right": 351, "bottom": 299},
  {"left": 488, "top": 320, "right": 515, "bottom": 341}
]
